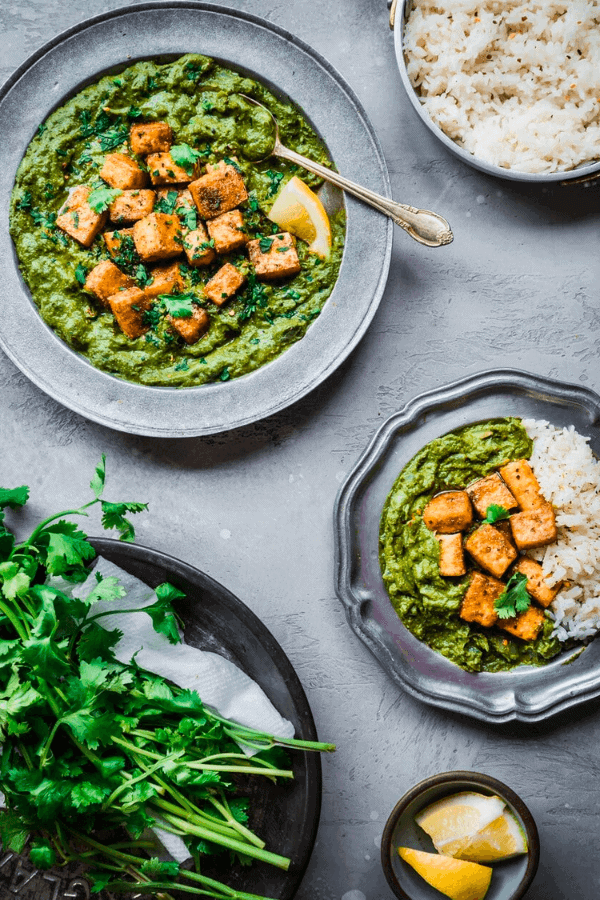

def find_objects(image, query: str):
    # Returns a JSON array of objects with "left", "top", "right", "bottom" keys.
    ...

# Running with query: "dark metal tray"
[
  {"left": 0, "top": 2, "right": 391, "bottom": 436},
  {"left": 333, "top": 368, "right": 600, "bottom": 723},
  {"left": 0, "top": 538, "right": 321, "bottom": 900}
]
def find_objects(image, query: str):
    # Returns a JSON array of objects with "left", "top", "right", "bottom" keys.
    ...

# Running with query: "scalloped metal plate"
[{"left": 334, "top": 369, "right": 600, "bottom": 723}]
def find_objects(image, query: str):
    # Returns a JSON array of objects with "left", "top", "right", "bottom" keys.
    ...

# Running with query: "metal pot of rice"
[{"left": 390, "top": 0, "right": 600, "bottom": 183}]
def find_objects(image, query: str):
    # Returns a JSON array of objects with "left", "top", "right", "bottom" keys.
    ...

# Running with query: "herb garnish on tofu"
[{"left": 494, "top": 572, "right": 531, "bottom": 619}]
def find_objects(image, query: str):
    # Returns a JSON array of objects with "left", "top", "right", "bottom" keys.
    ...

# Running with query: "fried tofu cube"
[
  {"left": 460, "top": 571, "right": 503, "bottom": 628},
  {"left": 464, "top": 523, "right": 518, "bottom": 578},
  {"left": 423, "top": 491, "right": 473, "bottom": 534},
  {"left": 189, "top": 163, "right": 248, "bottom": 219},
  {"left": 510, "top": 503, "right": 557, "bottom": 550},
  {"left": 84, "top": 260, "right": 133, "bottom": 307},
  {"left": 56, "top": 186, "right": 107, "bottom": 247},
  {"left": 499, "top": 605, "right": 546, "bottom": 642},
  {"left": 466, "top": 473, "right": 518, "bottom": 518},
  {"left": 147, "top": 152, "right": 198, "bottom": 185},
  {"left": 130, "top": 122, "right": 173, "bottom": 155},
  {"left": 109, "top": 189, "right": 155, "bottom": 224},
  {"left": 169, "top": 306, "right": 210, "bottom": 344},
  {"left": 133, "top": 212, "right": 183, "bottom": 262},
  {"left": 104, "top": 228, "right": 135, "bottom": 258},
  {"left": 247, "top": 232, "right": 301, "bottom": 281},
  {"left": 512, "top": 557, "right": 560, "bottom": 608},
  {"left": 107, "top": 286, "right": 150, "bottom": 339},
  {"left": 207, "top": 210, "right": 248, "bottom": 255},
  {"left": 499, "top": 459, "right": 544, "bottom": 510},
  {"left": 183, "top": 223, "right": 216, "bottom": 267},
  {"left": 100, "top": 153, "right": 148, "bottom": 190},
  {"left": 436, "top": 533, "right": 466, "bottom": 577},
  {"left": 205, "top": 263, "right": 246, "bottom": 306},
  {"left": 144, "top": 262, "right": 185, "bottom": 300}
]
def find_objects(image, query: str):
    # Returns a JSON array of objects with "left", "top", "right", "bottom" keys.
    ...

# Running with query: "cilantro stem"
[
  {"left": 16, "top": 502, "right": 96, "bottom": 550},
  {"left": 39, "top": 720, "right": 61, "bottom": 768},
  {"left": 158, "top": 813, "right": 291, "bottom": 870},
  {"left": 0, "top": 598, "right": 28, "bottom": 642}
]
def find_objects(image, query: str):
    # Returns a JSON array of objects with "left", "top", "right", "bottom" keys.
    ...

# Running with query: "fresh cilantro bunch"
[{"left": 0, "top": 460, "right": 334, "bottom": 900}]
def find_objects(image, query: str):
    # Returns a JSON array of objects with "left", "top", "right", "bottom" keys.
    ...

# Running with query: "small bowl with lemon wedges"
[{"left": 381, "top": 772, "right": 539, "bottom": 900}]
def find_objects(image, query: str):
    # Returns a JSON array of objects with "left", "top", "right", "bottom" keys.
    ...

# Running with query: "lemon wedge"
[
  {"left": 398, "top": 848, "right": 492, "bottom": 900},
  {"left": 267, "top": 175, "right": 332, "bottom": 257},
  {"left": 415, "top": 792, "right": 506, "bottom": 850},
  {"left": 445, "top": 809, "right": 528, "bottom": 863}
]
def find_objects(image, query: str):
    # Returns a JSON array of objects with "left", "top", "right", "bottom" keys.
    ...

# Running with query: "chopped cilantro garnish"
[
  {"left": 75, "top": 264, "right": 87, "bottom": 286},
  {"left": 259, "top": 237, "right": 274, "bottom": 253},
  {"left": 87, "top": 186, "right": 122, "bottom": 213},
  {"left": 266, "top": 169, "right": 284, "bottom": 197},
  {"left": 219, "top": 366, "right": 231, "bottom": 381},
  {"left": 174, "top": 358, "right": 190, "bottom": 371},
  {"left": 154, "top": 190, "right": 179, "bottom": 214},
  {"left": 481, "top": 504, "right": 511, "bottom": 525}
]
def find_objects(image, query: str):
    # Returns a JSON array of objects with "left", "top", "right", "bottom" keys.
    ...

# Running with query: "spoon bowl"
[{"left": 237, "top": 94, "right": 453, "bottom": 248}]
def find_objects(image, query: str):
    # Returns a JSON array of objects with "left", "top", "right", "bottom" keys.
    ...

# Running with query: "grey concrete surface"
[{"left": 1, "top": 1, "right": 599, "bottom": 899}]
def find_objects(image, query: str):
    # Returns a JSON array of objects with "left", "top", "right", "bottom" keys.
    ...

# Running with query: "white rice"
[
  {"left": 522, "top": 418, "right": 600, "bottom": 642},
  {"left": 403, "top": 1, "right": 600, "bottom": 173}
]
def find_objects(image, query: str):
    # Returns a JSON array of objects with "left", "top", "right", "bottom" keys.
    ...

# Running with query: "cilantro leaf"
[
  {"left": 100, "top": 500, "right": 148, "bottom": 542},
  {"left": 494, "top": 572, "right": 531, "bottom": 619},
  {"left": 44, "top": 523, "right": 96, "bottom": 576},
  {"left": 77, "top": 622, "right": 122, "bottom": 663},
  {"left": 29, "top": 840, "right": 56, "bottom": 870},
  {"left": 0, "top": 486, "right": 29, "bottom": 510},
  {"left": 75, "top": 263, "right": 88, "bottom": 286},
  {"left": 88, "top": 871, "right": 113, "bottom": 894},
  {"left": 0, "top": 562, "right": 31, "bottom": 601},
  {"left": 140, "top": 858, "right": 180, "bottom": 880},
  {"left": 85, "top": 573, "right": 127, "bottom": 605},
  {"left": 90, "top": 454, "right": 106, "bottom": 499},
  {"left": 154, "top": 190, "right": 178, "bottom": 214},
  {"left": 482, "top": 504, "right": 511, "bottom": 525},
  {"left": 158, "top": 293, "right": 196, "bottom": 318},
  {"left": 170, "top": 143, "right": 203, "bottom": 175},
  {"left": 259, "top": 237, "right": 274, "bottom": 253},
  {"left": 141, "top": 582, "right": 184, "bottom": 645},
  {"left": 87, "top": 186, "right": 123, "bottom": 213}
]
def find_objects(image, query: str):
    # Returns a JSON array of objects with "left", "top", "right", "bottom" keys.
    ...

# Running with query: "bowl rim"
[
  {"left": 380, "top": 770, "right": 540, "bottom": 900},
  {"left": 392, "top": 0, "right": 600, "bottom": 184}
]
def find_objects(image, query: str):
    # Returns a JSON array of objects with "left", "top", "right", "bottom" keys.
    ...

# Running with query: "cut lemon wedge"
[
  {"left": 267, "top": 175, "right": 332, "bottom": 257},
  {"left": 398, "top": 848, "right": 492, "bottom": 900},
  {"left": 415, "top": 792, "right": 506, "bottom": 851},
  {"left": 445, "top": 809, "right": 528, "bottom": 862}
]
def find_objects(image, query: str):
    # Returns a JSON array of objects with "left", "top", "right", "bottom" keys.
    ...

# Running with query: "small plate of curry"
[{"left": 334, "top": 368, "right": 600, "bottom": 723}]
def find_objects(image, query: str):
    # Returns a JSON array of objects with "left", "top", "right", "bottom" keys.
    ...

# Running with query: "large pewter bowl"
[
  {"left": 0, "top": 2, "right": 392, "bottom": 436},
  {"left": 334, "top": 369, "right": 600, "bottom": 723}
]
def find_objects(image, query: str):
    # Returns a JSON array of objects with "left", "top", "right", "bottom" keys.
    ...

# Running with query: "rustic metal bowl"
[
  {"left": 390, "top": 0, "right": 600, "bottom": 185},
  {"left": 0, "top": 2, "right": 391, "bottom": 436}
]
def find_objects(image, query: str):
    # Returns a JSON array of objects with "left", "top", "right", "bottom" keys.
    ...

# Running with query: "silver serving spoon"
[{"left": 237, "top": 94, "right": 453, "bottom": 248}]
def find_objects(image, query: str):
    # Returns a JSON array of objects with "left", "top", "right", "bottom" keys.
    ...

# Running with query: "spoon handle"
[{"left": 274, "top": 143, "right": 453, "bottom": 248}]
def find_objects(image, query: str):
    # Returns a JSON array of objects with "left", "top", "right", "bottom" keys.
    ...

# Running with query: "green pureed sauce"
[
  {"left": 10, "top": 54, "right": 344, "bottom": 387},
  {"left": 379, "top": 418, "right": 562, "bottom": 672}
]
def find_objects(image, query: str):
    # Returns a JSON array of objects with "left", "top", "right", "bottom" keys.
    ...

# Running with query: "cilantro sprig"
[
  {"left": 170, "top": 143, "right": 204, "bottom": 176},
  {"left": 0, "top": 459, "right": 335, "bottom": 898},
  {"left": 87, "top": 186, "right": 123, "bottom": 213},
  {"left": 494, "top": 572, "right": 531, "bottom": 619},
  {"left": 481, "top": 504, "right": 511, "bottom": 525}
]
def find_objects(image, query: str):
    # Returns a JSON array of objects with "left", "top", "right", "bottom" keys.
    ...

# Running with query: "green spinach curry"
[
  {"left": 379, "top": 418, "right": 562, "bottom": 672},
  {"left": 10, "top": 54, "right": 344, "bottom": 387}
]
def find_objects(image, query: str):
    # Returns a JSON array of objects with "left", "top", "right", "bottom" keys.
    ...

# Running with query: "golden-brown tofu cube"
[
  {"left": 464, "top": 523, "right": 518, "bottom": 578},
  {"left": 56, "top": 186, "right": 107, "bottom": 247},
  {"left": 108, "top": 286, "right": 150, "bottom": 339},
  {"left": 104, "top": 228, "right": 135, "bottom": 258},
  {"left": 460, "top": 571, "right": 503, "bottom": 628},
  {"left": 84, "top": 260, "right": 133, "bottom": 307},
  {"left": 130, "top": 122, "right": 173, "bottom": 155},
  {"left": 109, "top": 189, "right": 155, "bottom": 224},
  {"left": 169, "top": 306, "right": 210, "bottom": 345},
  {"left": 466, "top": 473, "right": 517, "bottom": 518},
  {"left": 499, "top": 459, "right": 544, "bottom": 510},
  {"left": 133, "top": 212, "right": 183, "bottom": 262},
  {"left": 510, "top": 503, "right": 557, "bottom": 551},
  {"left": 205, "top": 263, "right": 246, "bottom": 306},
  {"left": 207, "top": 210, "right": 248, "bottom": 255},
  {"left": 147, "top": 152, "right": 198, "bottom": 185},
  {"left": 423, "top": 492, "right": 473, "bottom": 534},
  {"left": 144, "top": 262, "right": 185, "bottom": 300},
  {"left": 436, "top": 533, "right": 466, "bottom": 577},
  {"left": 247, "top": 232, "right": 301, "bottom": 281},
  {"left": 512, "top": 557, "right": 560, "bottom": 608},
  {"left": 499, "top": 605, "right": 546, "bottom": 642},
  {"left": 100, "top": 153, "right": 148, "bottom": 190},
  {"left": 183, "top": 224, "right": 216, "bottom": 267},
  {"left": 189, "top": 163, "right": 249, "bottom": 219}
]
